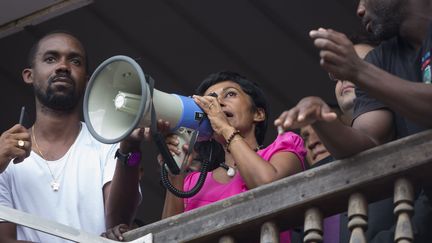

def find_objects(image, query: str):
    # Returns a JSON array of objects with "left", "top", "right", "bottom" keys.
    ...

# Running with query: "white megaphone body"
[{"left": 83, "top": 55, "right": 213, "bottom": 172}]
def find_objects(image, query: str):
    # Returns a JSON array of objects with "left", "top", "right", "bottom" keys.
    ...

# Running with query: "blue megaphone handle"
[{"left": 172, "top": 95, "right": 213, "bottom": 141}]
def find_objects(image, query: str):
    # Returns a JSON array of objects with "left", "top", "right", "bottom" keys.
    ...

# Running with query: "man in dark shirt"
[
  {"left": 276, "top": 0, "right": 432, "bottom": 154},
  {"left": 275, "top": 0, "right": 432, "bottom": 242}
]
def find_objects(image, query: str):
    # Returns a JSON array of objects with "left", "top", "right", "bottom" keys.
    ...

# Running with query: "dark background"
[{"left": 0, "top": 0, "right": 361, "bottom": 225}]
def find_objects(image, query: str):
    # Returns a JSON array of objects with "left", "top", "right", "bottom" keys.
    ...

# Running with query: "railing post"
[
  {"left": 260, "top": 221, "right": 279, "bottom": 243},
  {"left": 304, "top": 207, "right": 323, "bottom": 243},
  {"left": 348, "top": 192, "right": 367, "bottom": 243},
  {"left": 394, "top": 177, "right": 414, "bottom": 243},
  {"left": 219, "top": 235, "right": 236, "bottom": 243}
]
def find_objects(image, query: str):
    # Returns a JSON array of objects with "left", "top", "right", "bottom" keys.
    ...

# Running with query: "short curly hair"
[{"left": 26, "top": 30, "right": 89, "bottom": 72}]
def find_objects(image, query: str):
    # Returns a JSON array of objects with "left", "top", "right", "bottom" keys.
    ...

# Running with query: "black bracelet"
[{"left": 225, "top": 130, "right": 241, "bottom": 153}]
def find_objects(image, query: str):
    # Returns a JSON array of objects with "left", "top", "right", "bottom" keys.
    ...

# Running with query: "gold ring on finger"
[
  {"left": 208, "top": 103, "right": 214, "bottom": 109},
  {"left": 17, "top": 140, "right": 25, "bottom": 148}
]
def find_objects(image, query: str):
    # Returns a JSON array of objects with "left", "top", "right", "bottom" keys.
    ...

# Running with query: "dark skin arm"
[
  {"left": 0, "top": 222, "right": 32, "bottom": 243},
  {"left": 274, "top": 96, "right": 395, "bottom": 159},
  {"left": 312, "top": 109, "right": 395, "bottom": 159},
  {"left": 101, "top": 223, "right": 130, "bottom": 241},
  {"left": 0, "top": 125, "right": 32, "bottom": 242},
  {"left": 104, "top": 128, "right": 148, "bottom": 229},
  {"left": 310, "top": 28, "right": 432, "bottom": 127}
]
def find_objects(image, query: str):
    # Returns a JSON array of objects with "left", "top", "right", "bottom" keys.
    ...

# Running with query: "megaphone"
[{"left": 83, "top": 55, "right": 213, "bottom": 173}]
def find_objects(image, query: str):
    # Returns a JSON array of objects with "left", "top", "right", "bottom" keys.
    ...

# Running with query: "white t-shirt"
[{"left": 0, "top": 122, "right": 118, "bottom": 242}]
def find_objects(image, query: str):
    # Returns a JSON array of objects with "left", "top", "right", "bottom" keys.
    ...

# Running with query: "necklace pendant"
[
  {"left": 50, "top": 181, "right": 60, "bottom": 191},
  {"left": 226, "top": 167, "right": 236, "bottom": 177}
]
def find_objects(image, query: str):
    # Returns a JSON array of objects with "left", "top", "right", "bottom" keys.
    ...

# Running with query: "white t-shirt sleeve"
[
  {"left": 0, "top": 168, "right": 12, "bottom": 207},
  {"left": 0, "top": 168, "right": 12, "bottom": 222},
  {"left": 101, "top": 143, "right": 119, "bottom": 186}
]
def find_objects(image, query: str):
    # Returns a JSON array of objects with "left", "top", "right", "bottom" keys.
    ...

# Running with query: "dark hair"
[
  {"left": 27, "top": 30, "right": 89, "bottom": 72},
  {"left": 195, "top": 71, "right": 269, "bottom": 145},
  {"left": 193, "top": 71, "right": 269, "bottom": 171}
]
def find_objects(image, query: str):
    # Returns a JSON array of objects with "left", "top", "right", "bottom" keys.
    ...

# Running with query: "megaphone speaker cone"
[
  {"left": 83, "top": 55, "right": 149, "bottom": 143},
  {"left": 84, "top": 55, "right": 213, "bottom": 145}
]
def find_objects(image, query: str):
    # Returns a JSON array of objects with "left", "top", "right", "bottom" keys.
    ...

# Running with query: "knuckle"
[
  {"left": 321, "top": 41, "right": 331, "bottom": 49},
  {"left": 321, "top": 32, "right": 330, "bottom": 39},
  {"left": 320, "top": 51, "right": 330, "bottom": 59},
  {"left": 286, "top": 109, "right": 296, "bottom": 116}
]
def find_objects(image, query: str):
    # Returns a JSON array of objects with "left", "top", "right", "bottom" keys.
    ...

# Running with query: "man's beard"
[
  {"left": 365, "top": 0, "right": 404, "bottom": 41},
  {"left": 34, "top": 75, "right": 80, "bottom": 112}
]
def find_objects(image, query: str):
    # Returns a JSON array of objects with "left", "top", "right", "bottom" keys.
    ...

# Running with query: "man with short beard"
[
  {"left": 0, "top": 31, "right": 144, "bottom": 242},
  {"left": 276, "top": 0, "right": 432, "bottom": 242}
]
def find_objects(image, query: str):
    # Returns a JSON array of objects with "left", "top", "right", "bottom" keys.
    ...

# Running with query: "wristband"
[{"left": 115, "top": 149, "right": 141, "bottom": 167}]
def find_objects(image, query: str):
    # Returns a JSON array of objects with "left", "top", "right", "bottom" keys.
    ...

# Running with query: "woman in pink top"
[{"left": 162, "top": 71, "right": 306, "bottom": 242}]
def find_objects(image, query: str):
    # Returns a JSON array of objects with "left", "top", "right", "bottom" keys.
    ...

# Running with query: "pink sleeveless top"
[{"left": 183, "top": 132, "right": 306, "bottom": 242}]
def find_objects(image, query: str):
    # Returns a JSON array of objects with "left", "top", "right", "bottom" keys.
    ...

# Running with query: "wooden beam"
[
  {"left": 0, "top": 0, "right": 93, "bottom": 39},
  {"left": 124, "top": 130, "right": 432, "bottom": 242}
]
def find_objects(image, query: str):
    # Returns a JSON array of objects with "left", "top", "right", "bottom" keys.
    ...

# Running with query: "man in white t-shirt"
[{"left": 0, "top": 31, "right": 143, "bottom": 242}]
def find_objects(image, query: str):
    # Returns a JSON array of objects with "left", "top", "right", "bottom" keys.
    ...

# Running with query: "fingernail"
[
  {"left": 277, "top": 126, "right": 284, "bottom": 135},
  {"left": 298, "top": 115, "right": 305, "bottom": 121}
]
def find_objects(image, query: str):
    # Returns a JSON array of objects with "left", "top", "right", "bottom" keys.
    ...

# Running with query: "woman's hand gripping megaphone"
[
  {"left": 159, "top": 131, "right": 195, "bottom": 172},
  {"left": 154, "top": 119, "right": 197, "bottom": 174}
]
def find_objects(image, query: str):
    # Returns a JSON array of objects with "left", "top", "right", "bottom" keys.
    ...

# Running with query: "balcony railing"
[
  {"left": 124, "top": 130, "right": 432, "bottom": 243},
  {"left": 1, "top": 130, "right": 431, "bottom": 242}
]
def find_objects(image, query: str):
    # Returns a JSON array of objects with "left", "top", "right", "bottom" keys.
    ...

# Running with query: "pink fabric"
[
  {"left": 256, "top": 131, "right": 306, "bottom": 170},
  {"left": 183, "top": 132, "right": 306, "bottom": 242}
]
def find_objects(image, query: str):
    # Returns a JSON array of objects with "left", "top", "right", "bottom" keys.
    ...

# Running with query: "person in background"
[
  {"left": 300, "top": 124, "right": 331, "bottom": 168},
  {"left": 277, "top": 0, "right": 432, "bottom": 241}
]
